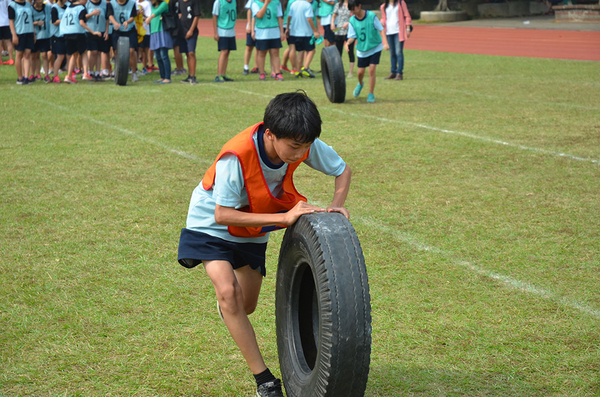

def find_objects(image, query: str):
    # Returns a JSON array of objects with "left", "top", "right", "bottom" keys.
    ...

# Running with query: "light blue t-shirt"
[
  {"left": 212, "top": 0, "right": 235, "bottom": 37},
  {"left": 347, "top": 14, "right": 384, "bottom": 58},
  {"left": 251, "top": 0, "right": 282, "bottom": 40},
  {"left": 185, "top": 127, "right": 346, "bottom": 244},
  {"left": 288, "top": 0, "right": 313, "bottom": 37}
]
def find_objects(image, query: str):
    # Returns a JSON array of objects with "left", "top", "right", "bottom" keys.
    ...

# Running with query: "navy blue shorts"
[
  {"left": 186, "top": 35, "right": 198, "bottom": 53},
  {"left": 33, "top": 38, "right": 51, "bottom": 53},
  {"left": 322, "top": 24, "right": 335, "bottom": 43},
  {"left": 86, "top": 33, "right": 109, "bottom": 53},
  {"left": 246, "top": 32, "right": 255, "bottom": 47},
  {"left": 52, "top": 37, "right": 66, "bottom": 55},
  {"left": 357, "top": 50, "right": 381, "bottom": 68},
  {"left": 112, "top": 29, "right": 138, "bottom": 51},
  {"left": 65, "top": 33, "right": 87, "bottom": 55},
  {"left": 139, "top": 35, "right": 150, "bottom": 48},
  {"left": 0, "top": 26, "right": 11, "bottom": 40},
  {"left": 178, "top": 228, "right": 268, "bottom": 276},
  {"left": 175, "top": 37, "right": 188, "bottom": 53},
  {"left": 218, "top": 36, "right": 236, "bottom": 51},
  {"left": 255, "top": 38, "right": 282, "bottom": 51},
  {"left": 15, "top": 33, "right": 35, "bottom": 51},
  {"left": 290, "top": 35, "right": 314, "bottom": 52}
]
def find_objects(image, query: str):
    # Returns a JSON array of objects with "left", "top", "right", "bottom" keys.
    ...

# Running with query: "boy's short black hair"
[
  {"left": 263, "top": 91, "right": 322, "bottom": 144},
  {"left": 348, "top": 0, "right": 361, "bottom": 10}
]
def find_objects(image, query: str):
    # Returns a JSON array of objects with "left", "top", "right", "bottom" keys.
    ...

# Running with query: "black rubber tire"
[
  {"left": 320, "top": 46, "right": 346, "bottom": 103},
  {"left": 114, "top": 36, "right": 129, "bottom": 86},
  {"left": 276, "top": 212, "right": 371, "bottom": 397}
]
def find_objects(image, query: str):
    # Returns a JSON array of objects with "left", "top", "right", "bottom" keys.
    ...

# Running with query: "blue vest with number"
[
  {"left": 86, "top": 0, "right": 107, "bottom": 33},
  {"left": 349, "top": 10, "right": 381, "bottom": 52},
  {"left": 32, "top": 3, "right": 52, "bottom": 40},
  {"left": 51, "top": 3, "right": 67, "bottom": 37},
  {"left": 9, "top": 1, "right": 34, "bottom": 35},
  {"left": 111, "top": 0, "right": 135, "bottom": 32},
  {"left": 60, "top": 4, "right": 86, "bottom": 35},
  {"left": 254, "top": 0, "right": 279, "bottom": 29},
  {"left": 217, "top": 0, "right": 236, "bottom": 30}
]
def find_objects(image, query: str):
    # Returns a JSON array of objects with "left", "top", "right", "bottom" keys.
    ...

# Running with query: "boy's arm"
[
  {"left": 255, "top": 0, "right": 269, "bottom": 19},
  {"left": 326, "top": 164, "right": 351, "bottom": 218},
  {"left": 308, "top": 15, "right": 319, "bottom": 38},
  {"left": 8, "top": 19, "right": 18, "bottom": 46},
  {"left": 215, "top": 201, "right": 326, "bottom": 227},
  {"left": 212, "top": 13, "right": 218, "bottom": 41},
  {"left": 187, "top": 15, "right": 199, "bottom": 38}
]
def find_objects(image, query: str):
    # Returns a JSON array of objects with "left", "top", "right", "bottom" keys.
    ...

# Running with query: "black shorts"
[
  {"left": 255, "top": 38, "right": 282, "bottom": 51},
  {"left": 86, "top": 33, "right": 109, "bottom": 53},
  {"left": 65, "top": 33, "right": 87, "bottom": 55},
  {"left": 289, "top": 35, "right": 314, "bottom": 52},
  {"left": 107, "top": 33, "right": 114, "bottom": 50},
  {"left": 174, "top": 36, "right": 188, "bottom": 53},
  {"left": 52, "top": 37, "right": 66, "bottom": 55},
  {"left": 33, "top": 38, "right": 51, "bottom": 53},
  {"left": 218, "top": 36, "right": 236, "bottom": 51},
  {"left": 178, "top": 228, "right": 268, "bottom": 276},
  {"left": 112, "top": 29, "right": 138, "bottom": 51},
  {"left": 322, "top": 24, "right": 335, "bottom": 43},
  {"left": 0, "top": 26, "right": 11, "bottom": 40},
  {"left": 246, "top": 32, "right": 255, "bottom": 47},
  {"left": 357, "top": 50, "right": 381, "bottom": 68},
  {"left": 15, "top": 33, "right": 35, "bottom": 51},
  {"left": 139, "top": 35, "right": 150, "bottom": 48}
]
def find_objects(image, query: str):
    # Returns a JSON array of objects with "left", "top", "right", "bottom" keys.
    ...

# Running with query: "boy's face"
[{"left": 265, "top": 130, "right": 312, "bottom": 165}]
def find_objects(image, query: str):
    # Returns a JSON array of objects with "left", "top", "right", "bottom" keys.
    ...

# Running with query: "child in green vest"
[
  {"left": 346, "top": 0, "right": 388, "bottom": 103},
  {"left": 212, "top": 0, "right": 236, "bottom": 83},
  {"left": 251, "top": 0, "right": 284, "bottom": 81}
]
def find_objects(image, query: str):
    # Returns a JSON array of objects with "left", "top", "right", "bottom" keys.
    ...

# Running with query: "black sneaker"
[
  {"left": 256, "top": 379, "right": 283, "bottom": 397},
  {"left": 190, "top": 76, "right": 198, "bottom": 85},
  {"left": 243, "top": 68, "right": 249, "bottom": 75},
  {"left": 222, "top": 75, "right": 234, "bottom": 82},
  {"left": 181, "top": 75, "right": 191, "bottom": 83}
]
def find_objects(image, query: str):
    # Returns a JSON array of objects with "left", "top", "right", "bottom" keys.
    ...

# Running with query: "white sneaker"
[
  {"left": 132, "top": 71, "right": 138, "bottom": 82},
  {"left": 40, "top": 67, "right": 45, "bottom": 75}
]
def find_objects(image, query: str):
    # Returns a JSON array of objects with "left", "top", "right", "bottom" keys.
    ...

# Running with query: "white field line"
[
  {"left": 27, "top": 93, "right": 600, "bottom": 319},
  {"left": 27, "top": 97, "right": 212, "bottom": 166},
  {"left": 354, "top": 215, "right": 600, "bottom": 320}
]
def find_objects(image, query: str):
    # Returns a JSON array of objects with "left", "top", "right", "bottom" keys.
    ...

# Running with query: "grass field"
[{"left": 1, "top": 36, "right": 599, "bottom": 396}]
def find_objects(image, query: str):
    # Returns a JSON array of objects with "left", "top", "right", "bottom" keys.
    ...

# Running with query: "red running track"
[{"left": 198, "top": 19, "right": 600, "bottom": 61}]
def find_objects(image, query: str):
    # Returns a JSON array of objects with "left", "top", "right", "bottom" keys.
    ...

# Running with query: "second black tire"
[
  {"left": 115, "top": 36, "right": 129, "bottom": 86},
  {"left": 320, "top": 46, "right": 346, "bottom": 103},
  {"left": 276, "top": 212, "right": 371, "bottom": 397}
]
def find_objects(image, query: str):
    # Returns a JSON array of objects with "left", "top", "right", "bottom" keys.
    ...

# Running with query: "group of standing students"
[{"left": 1, "top": 0, "right": 412, "bottom": 99}]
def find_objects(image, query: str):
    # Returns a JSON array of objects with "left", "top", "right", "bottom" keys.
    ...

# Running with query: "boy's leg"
[
  {"left": 203, "top": 260, "right": 268, "bottom": 374},
  {"left": 269, "top": 47, "right": 280, "bottom": 74},
  {"left": 218, "top": 50, "right": 230, "bottom": 76},
  {"left": 232, "top": 264, "right": 263, "bottom": 315},
  {"left": 257, "top": 49, "right": 266, "bottom": 74},
  {"left": 15, "top": 50, "right": 23, "bottom": 80},
  {"left": 368, "top": 63, "right": 377, "bottom": 94},
  {"left": 303, "top": 49, "right": 315, "bottom": 70},
  {"left": 357, "top": 66, "right": 365, "bottom": 86}
]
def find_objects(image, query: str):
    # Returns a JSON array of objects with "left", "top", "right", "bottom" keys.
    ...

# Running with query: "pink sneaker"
[
  {"left": 275, "top": 73, "right": 284, "bottom": 81},
  {"left": 82, "top": 73, "right": 93, "bottom": 81},
  {"left": 44, "top": 75, "right": 52, "bottom": 83},
  {"left": 52, "top": 76, "right": 61, "bottom": 83},
  {"left": 259, "top": 73, "right": 266, "bottom": 81},
  {"left": 64, "top": 75, "right": 77, "bottom": 84}
]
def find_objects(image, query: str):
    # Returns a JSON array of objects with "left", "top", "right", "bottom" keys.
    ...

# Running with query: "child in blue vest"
[
  {"left": 31, "top": 0, "right": 53, "bottom": 82},
  {"left": 346, "top": 0, "right": 387, "bottom": 103},
  {"left": 177, "top": 91, "right": 352, "bottom": 397},
  {"left": 212, "top": 0, "right": 236, "bottom": 83},
  {"left": 8, "top": 0, "right": 34, "bottom": 84},
  {"left": 60, "top": 0, "right": 102, "bottom": 83},
  {"left": 243, "top": 0, "right": 258, "bottom": 75},
  {"left": 86, "top": 0, "right": 109, "bottom": 81},
  {"left": 107, "top": 0, "right": 139, "bottom": 82},
  {"left": 251, "top": 0, "right": 284, "bottom": 81}
]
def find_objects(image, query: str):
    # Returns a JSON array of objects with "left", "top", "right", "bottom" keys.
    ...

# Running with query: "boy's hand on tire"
[
  {"left": 326, "top": 206, "right": 349, "bottom": 219},
  {"left": 285, "top": 202, "right": 325, "bottom": 225}
]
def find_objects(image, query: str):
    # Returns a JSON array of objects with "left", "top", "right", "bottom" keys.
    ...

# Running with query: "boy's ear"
[{"left": 264, "top": 128, "right": 275, "bottom": 141}]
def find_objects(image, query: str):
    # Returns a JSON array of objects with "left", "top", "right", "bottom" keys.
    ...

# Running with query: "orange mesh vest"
[{"left": 202, "top": 123, "right": 310, "bottom": 238}]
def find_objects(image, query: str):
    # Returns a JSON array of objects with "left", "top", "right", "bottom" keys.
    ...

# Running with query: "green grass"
[{"left": 1, "top": 36, "right": 599, "bottom": 396}]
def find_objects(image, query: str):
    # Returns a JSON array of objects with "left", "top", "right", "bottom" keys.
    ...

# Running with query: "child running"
[
  {"left": 346, "top": 0, "right": 387, "bottom": 103},
  {"left": 177, "top": 91, "right": 351, "bottom": 397},
  {"left": 212, "top": 0, "right": 236, "bottom": 83}
]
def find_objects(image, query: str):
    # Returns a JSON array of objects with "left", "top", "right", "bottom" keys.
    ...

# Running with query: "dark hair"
[
  {"left": 263, "top": 91, "right": 322, "bottom": 144},
  {"left": 348, "top": 0, "right": 362, "bottom": 9}
]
